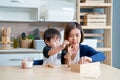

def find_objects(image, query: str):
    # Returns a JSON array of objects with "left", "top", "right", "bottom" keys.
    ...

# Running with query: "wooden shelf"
[
  {"left": 82, "top": 26, "right": 112, "bottom": 29},
  {"left": 40, "top": 19, "right": 77, "bottom": 23},
  {"left": 77, "top": 0, "right": 112, "bottom": 65},
  {"left": 95, "top": 48, "right": 112, "bottom": 51},
  {"left": 80, "top": 3, "right": 112, "bottom": 8}
]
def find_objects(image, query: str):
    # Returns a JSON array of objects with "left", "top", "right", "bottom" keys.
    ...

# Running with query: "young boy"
[{"left": 43, "top": 28, "right": 69, "bottom": 65}]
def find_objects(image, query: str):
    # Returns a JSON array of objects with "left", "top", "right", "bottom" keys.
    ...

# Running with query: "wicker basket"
[{"left": 20, "top": 40, "right": 33, "bottom": 48}]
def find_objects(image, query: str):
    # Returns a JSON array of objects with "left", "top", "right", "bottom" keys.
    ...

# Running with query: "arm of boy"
[{"left": 48, "top": 40, "right": 69, "bottom": 56}]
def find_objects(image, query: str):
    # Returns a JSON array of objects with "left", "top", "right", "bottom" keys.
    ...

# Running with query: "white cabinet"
[
  {"left": 0, "top": 0, "right": 39, "bottom": 8},
  {"left": 0, "top": 53, "right": 43, "bottom": 66},
  {"left": 0, "top": 0, "right": 40, "bottom": 22},
  {"left": 0, "top": 48, "right": 44, "bottom": 66},
  {"left": 39, "top": 0, "right": 77, "bottom": 22},
  {"left": 0, "top": 0, "right": 77, "bottom": 22}
]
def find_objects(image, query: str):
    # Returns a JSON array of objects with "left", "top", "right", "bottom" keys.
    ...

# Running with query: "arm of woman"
[
  {"left": 79, "top": 45, "right": 106, "bottom": 63},
  {"left": 78, "top": 56, "right": 92, "bottom": 64}
]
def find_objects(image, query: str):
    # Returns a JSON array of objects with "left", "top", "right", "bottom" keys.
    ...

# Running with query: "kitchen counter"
[
  {"left": 0, "top": 48, "right": 43, "bottom": 66},
  {"left": 0, "top": 48, "right": 42, "bottom": 53}
]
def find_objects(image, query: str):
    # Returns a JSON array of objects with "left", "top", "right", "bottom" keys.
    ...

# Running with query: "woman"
[{"left": 62, "top": 22, "right": 105, "bottom": 64}]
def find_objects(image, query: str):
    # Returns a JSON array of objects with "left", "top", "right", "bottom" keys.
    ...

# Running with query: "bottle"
[{"left": 13, "top": 36, "right": 18, "bottom": 48}]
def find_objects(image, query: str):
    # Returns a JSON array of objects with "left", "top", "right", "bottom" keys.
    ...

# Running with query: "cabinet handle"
[
  {"left": 11, "top": 0, "right": 24, "bottom": 3},
  {"left": 9, "top": 59, "right": 22, "bottom": 61}
]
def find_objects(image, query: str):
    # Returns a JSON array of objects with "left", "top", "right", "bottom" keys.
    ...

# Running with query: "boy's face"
[{"left": 46, "top": 36, "right": 61, "bottom": 48}]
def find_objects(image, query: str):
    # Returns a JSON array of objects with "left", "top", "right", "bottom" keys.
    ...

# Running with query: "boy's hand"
[{"left": 60, "top": 40, "right": 69, "bottom": 49}]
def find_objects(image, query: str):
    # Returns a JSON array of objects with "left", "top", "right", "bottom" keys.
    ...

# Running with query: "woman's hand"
[{"left": 78, "top": 56, "right": 92, "bottom": 64}]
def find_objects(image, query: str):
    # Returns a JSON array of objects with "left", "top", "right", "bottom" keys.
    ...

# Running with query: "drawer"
[
  {"left": 0, "top": 0, "right": 39, "bottom": 8},
  {"left": 0, "top": 53, "right": 43, "bottom": 66}
]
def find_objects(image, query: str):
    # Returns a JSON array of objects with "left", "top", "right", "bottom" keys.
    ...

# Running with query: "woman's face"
[{"left": 68, "top": 28, "right": 81, "bottom": 46}]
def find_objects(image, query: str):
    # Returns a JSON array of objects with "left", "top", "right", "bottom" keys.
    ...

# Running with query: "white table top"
[{"left": 0, "top": 64, "right": 120, "bottom": 80}]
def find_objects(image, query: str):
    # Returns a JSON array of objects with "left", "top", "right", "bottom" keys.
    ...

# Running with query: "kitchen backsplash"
[
  {"left": 0, "top": 22, "right": 66, "bottom": 37},
  {"left": 0, "top": 22, "right": 66, "bottom": 48}
]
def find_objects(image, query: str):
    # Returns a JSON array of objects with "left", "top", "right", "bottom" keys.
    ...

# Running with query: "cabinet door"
[
  {"left": 0, "top": 0, "right": 39, "bottom": 22},
  {"left": 39, "top": 0, "right": 76, "bottom": 22},
  {"left": 0, "top": 53, "right": 43, "bottom": 66},
  {"left": 0, "top": 0, "right": 39, "bottom": 8}
]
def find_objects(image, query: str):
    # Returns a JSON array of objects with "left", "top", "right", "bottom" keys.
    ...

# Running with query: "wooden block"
[
  {"left": 0, "top": 44, "right": 13, "bottom": 50},
  {"left": 84, "top": 14, "right": 106, "bottom": 26},
  {"left": 67, "top": 57, "right": 71, "bottom": 67},
  {"left": 85, "top": 14, "right": 106, "bottom": 19},
  {"left": 71, "top": 63, "right": 80, "bottom": 73},
  {"left": 7, "top": 36, "right": 10, "bottom": 42},
  {"left": 80, "top": 62, "right": 101, "bottom": 78},
  {"left": 80, "top": 62, "right": 100, "bottom": 74},
  {"left": 67, "top": 45, "right": 72, "bottom": 67},
  {"left": 84, "top": 22, "right": 106, "bottom": 26},
  {"left": 85, "top": 19, "right": 106, "bottom": 22},
  {"left": 2, "top": 36, "right": 11, "bottom": 43},
  {"left": 84, "top": 0, "right": 104, "bottom": 3},
  {"left": 2, "top": 37, "right": 7, "bottom": 43},
  {"left": 45, "top": 64, "right": 54, "bottom": 68}
]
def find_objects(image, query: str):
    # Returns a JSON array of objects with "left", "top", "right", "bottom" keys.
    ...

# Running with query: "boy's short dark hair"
[{"left": 43, "top": 28, "right": 61, "bottom": 44}]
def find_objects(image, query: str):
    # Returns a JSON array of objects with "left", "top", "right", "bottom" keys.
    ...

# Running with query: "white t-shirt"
[
  {"left": 43, "top": 51, "right": 62, "bottom": 65},
  {"left": 71, "top": 49, "right": 80, "bottom": 63}
]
